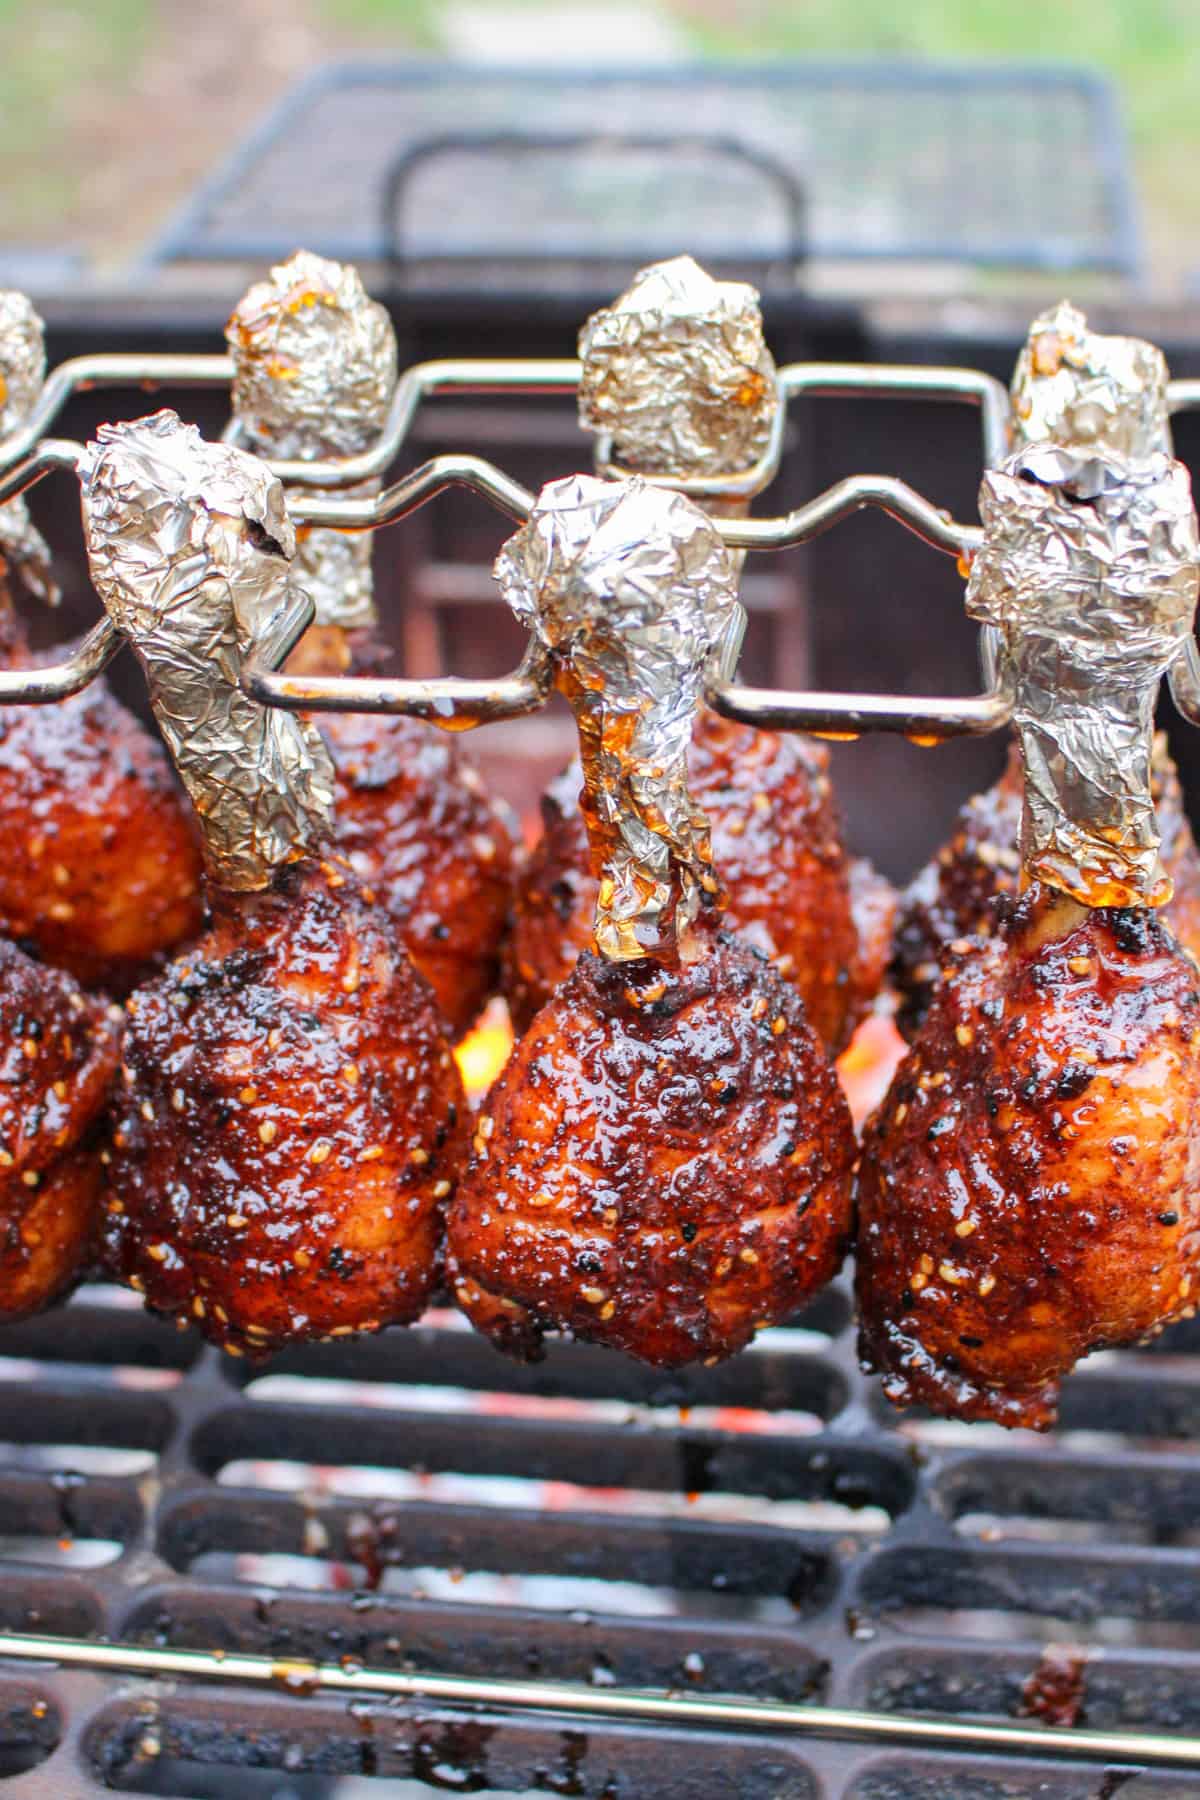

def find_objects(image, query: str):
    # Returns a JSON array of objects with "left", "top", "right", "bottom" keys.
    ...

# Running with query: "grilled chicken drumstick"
[
  {"left": 506, "top": 255, "right": 891, "bottom": 1050},
  {"left": 893, "top": 300, "right": 1194, "bottom": 1037},
  {"left": 86, "top": 412, "right": 465, "bottom": 1355},
  {"left": 449, "top": 476, "right": 856, "bottom": 1367},
  {"left": 226, "top": 250, "right": 514, "bottom": 1036},
  {"left": 858, "top": 441, "right": 1200, "bottom": 1428},
  {"left": 0, "top": 936, "right": 121, "bottom": 1320},
  {"left": 0, "top": 291, "right": 202, "bottom": 989}
]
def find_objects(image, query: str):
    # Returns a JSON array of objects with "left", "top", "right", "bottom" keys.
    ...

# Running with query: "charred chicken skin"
[
  {"left": 319, "top": 708, "right": 516, "bottom": 1039},
  {"left": 893, "top": 738, "right": 1200, "bottom": 1039},
  {"left": 449, "top": 924, "right": 856, "bottom": 1367},
  {"left": 104, "top": 861, "right": 468, "bottom": 1356},
  {"left": 0, "top": 611, "right": 203, "bottom": 990},
  {"left": 0, "top": 936, "right": 121, "bottom": 1319},
  {"left": 857, "top": 883, "right": 1200, "bottom": 1429},
  {"left": 504, "top": 710, "right": 883, "bottom": 1051}
]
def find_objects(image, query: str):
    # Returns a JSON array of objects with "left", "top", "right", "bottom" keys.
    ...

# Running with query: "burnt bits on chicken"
[
  {"left": 453, "top": 925, "right": 855, "bottom": 1365},
  {"left": 105, "top": 862, "right": 466, "bottom": 1355},
  {"left": 0, "top": 936, "right": 121, "bottom": 1319},
  {"left": 858, "top": 884, "right": 1200, "bottom": 1429},
  {"left": 82, "top": 411, "right": 466, "bottom": 1354}
]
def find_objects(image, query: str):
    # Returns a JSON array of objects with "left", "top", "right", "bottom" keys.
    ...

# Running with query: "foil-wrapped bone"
[
  {"left": 0, "top": 290, "right": 56, "bottom": 606},
  {"left": 226, "top": 250, "right": 398, "bottom": 632},
  {"left": 79, "top": 409, "right": 335, "bottom": 892},
  {"left": 578, "top": 254, "right": 777, "bottom": 479},
  {"left": 966, "top": 443, "right": 1199, "bottom": 908},
  {"left": 1011, "top": 299, "right": 1171, "bottom": 460},
  {"left": 496, "top": 473, "right": 741, "bottom": 962}
]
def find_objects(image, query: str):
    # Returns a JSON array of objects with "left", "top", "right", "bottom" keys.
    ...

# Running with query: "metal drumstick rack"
[
  {"left": 4, "top": 345, "right": 1200, "bottom": 1792},
  {"left": 8, "top": 348, "right": 1200, "bottom": 734}
]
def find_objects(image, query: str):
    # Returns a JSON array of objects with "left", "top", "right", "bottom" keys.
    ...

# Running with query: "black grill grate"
[{"left": 0, "top": 1279, "right": 1199, "bottom": 1793}]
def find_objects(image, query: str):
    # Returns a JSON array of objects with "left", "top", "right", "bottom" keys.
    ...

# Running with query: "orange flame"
[{"left": 454, "top": 998, "right": 515, "bottom": 1103}]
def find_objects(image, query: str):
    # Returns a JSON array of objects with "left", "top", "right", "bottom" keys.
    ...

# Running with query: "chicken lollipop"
[
  {"left": 505, "top": 255, "right": 891, "bottom": 1048},
  {"left": 448, "top": 476, "right": 857, "bottom": 1367},
  {"left": 505, "top": 716, "right": 873, "bottom": 1049},
  {"left": 0, "top": 936, "right": 121, "bottom": 1320},
  {"left": 85, "top": 412, "right": 465, "bottom": 1355},
  {"left": 858, "top": 442, "right": 1200, "bottom": 1428},
  {"left": 892, "top": 301, "right": 1186, "bottom": 1036},
  {"left": 0, "top": 291, "right": 202, "bottom": 989},
  {"left": 226, "top": 250, "right": 514, "bottom": 1036}
]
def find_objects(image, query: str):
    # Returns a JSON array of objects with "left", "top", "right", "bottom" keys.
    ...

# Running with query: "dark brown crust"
[
  {"left": 0, "top": 681, "right": 204, "bottom": 991},
  {"left": 503, "top": 710, "right": 870, "bottom": 1051},
  {"left": 320, "top": 711, "right": 515, "bottom": 1038},
  {"left": 892, "top": 740, "right": 1200, "bottom": 1040},
  {"left": 857, "top": 885, "right": 1200, "bottom": 1429},
  {"left": 449, "top": 928, "right": 856, "bottom": 1368},
  {"left": 103, "top": 862, "right": 467, "bottom": 1355},
  {"left": 0, "top": 937, "right": 121, "bottom": 1319},
  {"left": 890, "top": 748, "right": 1023, "bottom": 1041}
]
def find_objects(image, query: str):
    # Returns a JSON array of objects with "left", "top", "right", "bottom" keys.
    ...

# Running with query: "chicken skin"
[
  {"left": 504, "top": 710, "right": 882, "bottom": 1051},
  {"left": 449, "top": 925, "right": 856, "bottom": 1367},
  {"left": 857, "top": 883, "right": 1200, "bottom": 1429},
  {"left": 104, "top": 860, "right": 467, "bottom": 1356},
  {"left": 320, "top": 709, "right": 515, "bottom": 1039},
  {"left": 0, "top": 936, "right": 121, "bottom": 1319},
  {"left": 0, "top": 610, "right": 203, "bottom": 991},
  {"left": 893, "top": 738, "right": 1200, "bottom": 1038}
]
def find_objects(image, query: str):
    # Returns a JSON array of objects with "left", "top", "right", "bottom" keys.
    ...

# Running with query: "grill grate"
[
  {"left": 144, "top": 59, "right": 1145, "bottom": 283},
  {"left": 0, "top": 1279, "right": 1199, "bottom": 1793}
]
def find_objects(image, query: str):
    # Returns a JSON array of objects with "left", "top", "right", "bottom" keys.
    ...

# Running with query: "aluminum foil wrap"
[
  {"left": 578, "top": 255, "right": 777, "bottom": 478},
  {"left": 79, "top": 410, "right": 335, "bottom": 892},
  {"left": 496, "top": 473, "right": 740, "bottom": 962},
  {"left": 1011, "top": 300, "right": 1170, "bottom": 460},
  {"left": 0, "top": 290, "right": 55, "bottom": 606},
  {"left": 966, "top": 442, "right": 1199, "bottom": 907},
  {"left": 226, "top": 250, "right": 398, "bottom": 631}
]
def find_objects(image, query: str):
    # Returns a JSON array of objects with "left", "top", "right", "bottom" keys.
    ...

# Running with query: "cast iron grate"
[{"left": 0, "top": 1274, "right": 1199, "bottom": 1793}]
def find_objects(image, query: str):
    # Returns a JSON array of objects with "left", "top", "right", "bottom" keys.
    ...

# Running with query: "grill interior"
[{"left": 0, "top": 1277, "right": 1199, "bottom": 1794}]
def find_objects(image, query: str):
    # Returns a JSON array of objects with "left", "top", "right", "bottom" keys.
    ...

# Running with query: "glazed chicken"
[
  {"left": 0, "top": 935, "right": 121, "bottom": 1320},
  {"left": 892, "top": 736, "right": 1200, "bottom": 1038},
  {"left": 452, "top": 921, "right": 856, "bottom": 1365},
  {"left": 83, "top": 411, "right": 466, "bottom": 1355},
  {"left": 0, "top": 285, "right": 201, "bottom": 990},
  {"left": 226, "top": 249, "right": 514, "bottom": 1037},
  {"left": 860, "top": 435, "right": 1200, "bottom": 1428},
  {"left": 858, "top": 883, "right": 1200, "bottom": 1428},
  {"left": 504, "top": 709, "right": 891, "bottom": 1051},
  {"left": 0, "top": 604, "right": 203, "bottom": 990},
  {"left": 448, "top": 475, "right": 857, "bottom": 1367},
  {"left": 105, "top": 861, "right": 466, "bottom": 1354}
]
